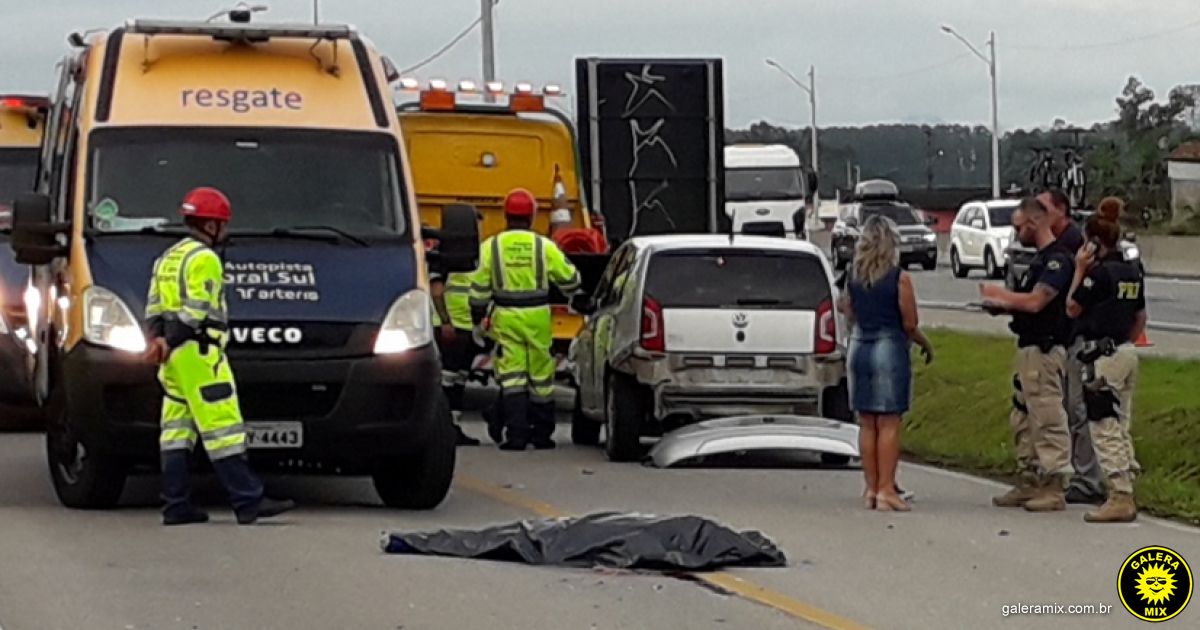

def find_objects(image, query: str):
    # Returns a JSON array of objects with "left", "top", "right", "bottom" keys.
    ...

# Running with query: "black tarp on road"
[{"left": 382, "top": 512, "right": 786, "bottom": 571}]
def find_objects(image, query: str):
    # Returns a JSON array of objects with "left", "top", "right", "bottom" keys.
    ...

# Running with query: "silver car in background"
[{"left": 569, "top": 235, "right": 851, "bottom": 462}]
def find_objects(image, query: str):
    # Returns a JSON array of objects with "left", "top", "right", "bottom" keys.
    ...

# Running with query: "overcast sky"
[{"left": 6, "top": 0, "right": 1200, "bottom": 130}]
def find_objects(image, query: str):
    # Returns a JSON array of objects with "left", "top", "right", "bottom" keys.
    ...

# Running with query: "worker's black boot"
[
  {"left": 239, "top": 498, "right": 297, "bottom": 525},
  {"left": 499, "top": 392, "right": 531, "bottom": 451},
  {"left": 530, "top": 401, "right": 557, "bottom": 450},
  {"left": 160, "top": 450, "right": 209, "bottom": 526},
  {"left": 483, "top": 401, "right": 505, "bottom": 445},
  {"left": 210, "top": 454, "right": 275, "bottom": 524}
]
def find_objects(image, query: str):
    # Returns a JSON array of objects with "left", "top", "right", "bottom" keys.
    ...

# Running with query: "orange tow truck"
[{"left": 397, "top": 80, "right": 609, "bottom": 367}]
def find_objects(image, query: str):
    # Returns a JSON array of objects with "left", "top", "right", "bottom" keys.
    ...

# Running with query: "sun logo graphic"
[
  {"left": 1118, "top": 546, "right": 1193, "bottom": 623},
  {"left": 1135, "top": 564, "right": 1177, "bottom": 606}
]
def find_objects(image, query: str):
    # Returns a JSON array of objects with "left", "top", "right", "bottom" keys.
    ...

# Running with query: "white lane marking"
[{"left": 904, "top": 462, "right": 1200, "bottom": 535}]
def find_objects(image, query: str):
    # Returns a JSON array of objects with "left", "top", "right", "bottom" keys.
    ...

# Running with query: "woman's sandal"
[
  {"left": 876, "top": 493, "right": 911, "bottom": 512},
  {"left": 863, "top": 490, "right": 877, "bottom": 510}
]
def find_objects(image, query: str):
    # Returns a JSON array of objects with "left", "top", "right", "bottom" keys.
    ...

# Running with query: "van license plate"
[{"left": 246, "top": 422, "right": 303, "bottom": 449}]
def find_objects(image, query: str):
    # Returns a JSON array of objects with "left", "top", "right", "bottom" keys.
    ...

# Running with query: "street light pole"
[
  {"left": 765, "top": 59, "right": 819, "bottom": 181},
  {"left": 313, "top": 0, "right": 319, "bottom": 24},
  {"left": 942, "top": 25, "right": 1001, "bottom": 199},
  {"left": 481, "top": 0, "right": 497, "bottom": 102}
]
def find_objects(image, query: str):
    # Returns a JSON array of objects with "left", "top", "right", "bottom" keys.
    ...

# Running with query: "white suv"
[
  {"left": 569, "top": 235, "right": 851, "bottom": 462},
  {"left": 949, "top": 199, "right": 1018, "bottom": 279}
]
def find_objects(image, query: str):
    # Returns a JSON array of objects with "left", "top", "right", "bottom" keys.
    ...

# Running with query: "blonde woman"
[{"left": 839, "top": 215, "right": 933, "bottom": 512}]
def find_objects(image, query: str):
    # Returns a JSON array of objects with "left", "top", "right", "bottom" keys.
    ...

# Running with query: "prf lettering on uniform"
[
  {"left": 181, "top": 88, "right": 303, "bottom": 114},
  {"left": 1117, "top": 281, "right": 1141, "bottom": 300}
]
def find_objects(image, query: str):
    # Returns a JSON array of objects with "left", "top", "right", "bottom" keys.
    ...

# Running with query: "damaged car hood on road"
[{"left": 648, "top": 415, "right": 860, "bottom": 468}]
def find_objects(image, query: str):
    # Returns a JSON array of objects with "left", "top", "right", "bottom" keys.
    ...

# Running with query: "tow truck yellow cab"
[
  {"left": 397, "top": 83, "right": 610, "bottom": 347},
  {"left": 9, "top": 15, "right": 477, "bottom": 510}
]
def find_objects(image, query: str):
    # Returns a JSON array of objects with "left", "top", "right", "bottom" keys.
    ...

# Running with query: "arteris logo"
[{"left": 1118, "top": 545, "right": 1192, "bottom": 622}]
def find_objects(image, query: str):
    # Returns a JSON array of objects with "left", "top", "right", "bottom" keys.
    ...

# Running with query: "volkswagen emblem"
[
  {"left": 732, "top": 312, "right": 749, "bottom": 329},
  {"left": 756, "top": 208, "right": 770, "bottom": 216}
]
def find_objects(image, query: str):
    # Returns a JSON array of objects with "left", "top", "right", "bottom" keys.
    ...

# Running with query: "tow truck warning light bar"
[
  {"left": 124, "top": 19, "right": 356, "bottom": 42},
  {"left": 0, "top": 95, "right": 51, "bottom": 112},
  {"left": 398, "top": 78, "right": 566, "bottom": 113}
]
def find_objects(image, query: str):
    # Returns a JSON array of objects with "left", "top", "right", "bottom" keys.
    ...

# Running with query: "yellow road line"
[{"left": 454, "top": 473, "right": 873, "bottom": 630}]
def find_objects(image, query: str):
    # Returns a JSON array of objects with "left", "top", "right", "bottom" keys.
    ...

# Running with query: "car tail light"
[
  {"left": 815, "top": 298, "right": 836, "bottom": 355},
  {"left": 640, "top": 295, "right": 665, "bottom": 352}
]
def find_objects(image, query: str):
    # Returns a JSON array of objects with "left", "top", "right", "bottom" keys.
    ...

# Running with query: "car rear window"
[{"left": 645, "top": 248, "right": 830, "bottom": 309}]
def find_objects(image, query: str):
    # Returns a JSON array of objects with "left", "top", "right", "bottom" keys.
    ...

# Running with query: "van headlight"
[
  {"left": 0, "top": 311, "right": 8, "bottom": 335},
  {"left": 83, "top": 286, "right": 147, "bottom": 354},
  {"left": 374, "top": 289, "right": 433, "bottom": 354}
]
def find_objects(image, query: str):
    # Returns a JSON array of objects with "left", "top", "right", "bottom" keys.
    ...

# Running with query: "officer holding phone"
[{"left": 1065, "top": 197, "right": 1146, "bottom": 523}]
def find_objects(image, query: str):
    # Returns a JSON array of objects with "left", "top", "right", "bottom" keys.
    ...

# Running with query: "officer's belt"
[
  {"left": 492, "top": 290, "right": 550, "bottom": 308},
  {"left": 1017, "top": 337, "right": 1063, "bottom": 353}
]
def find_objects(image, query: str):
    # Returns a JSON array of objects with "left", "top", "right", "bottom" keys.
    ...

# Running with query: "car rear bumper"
[
  {"left": 60, "top": 343, "right": 442, "bottom": 473},
  {"left": 626, "top": 353, "right": 846, "bottom": 421}
]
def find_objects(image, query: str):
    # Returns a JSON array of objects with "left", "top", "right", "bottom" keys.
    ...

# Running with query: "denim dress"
[{"left": 847, "top": 267, "right": 912, "bottom": 415}]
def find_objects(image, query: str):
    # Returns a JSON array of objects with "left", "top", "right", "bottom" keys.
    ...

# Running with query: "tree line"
[{"left": 727, "top": 76, "right": 1200, "bottom": 214}]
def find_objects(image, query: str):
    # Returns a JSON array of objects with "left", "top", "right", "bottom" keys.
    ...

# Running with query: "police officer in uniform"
[
  {"left": 469, "top": 188, "right": 582, "bottom": 450},
  {"left": 1041, "top": 190, "right": 1107, "bottom": 505},
  {"left": 1066, "top": 197, "right": 1145, "bottom": 523},
  {"left": 144, "top": 187, "right": 295, "bottom": 525},
  {"left": 981, "top": 196, "right": 1075, "bottom": 512}
]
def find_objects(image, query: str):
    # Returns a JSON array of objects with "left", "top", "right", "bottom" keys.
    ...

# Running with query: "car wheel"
[
  {"left": 372, "top": 393, "right": 456, "bottom": 510},
  {"left": 45, "top": 376, "right": 127, "bottom": 509},
  {"left": 820, "top": 453, "right": 853, "bottom": 466},
  {"left": 604, "top": 372, "right": 645, "bottom": 462},
  {"left": 984, "top": 249, "right": 1001, "bottom": 279},
  {"left": 950, "top": 247, "right": 968, "bottom": 278},
  {"left": 832, "top": 249, "right": 845, "bottom": 271},
  {"left": 571, "top": 388, "right": 601, "bottom": 446}
]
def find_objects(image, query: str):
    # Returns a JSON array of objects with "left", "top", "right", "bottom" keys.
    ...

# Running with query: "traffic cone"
[
  {"left": 549, "top": 164, "right": 572, "bottom": 233},
  {"left": 1135, "top": 330, "right": 1153, "bottom": 348}
]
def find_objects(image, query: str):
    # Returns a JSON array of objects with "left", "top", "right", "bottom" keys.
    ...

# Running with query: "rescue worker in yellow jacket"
[
  {"left": 469, "top": 189, "right": 581, "bottom": 450},
  {"left": 144, "top": 187, "right": 295, "bottom": 526}
]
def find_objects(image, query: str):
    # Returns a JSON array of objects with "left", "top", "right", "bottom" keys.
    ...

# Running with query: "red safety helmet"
[
  {"left": 180, "top": 187, "right": 232, "bottom": 222},
  {"left": 503, "top": 188, "right": 537, "bottom": 219}
]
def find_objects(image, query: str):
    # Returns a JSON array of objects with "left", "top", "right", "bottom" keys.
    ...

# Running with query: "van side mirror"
[
  {"left": 11, "top": 193, "right": 68, "bottom": 265},
  {"left": 434, "top": 203, "right": 480, "bottom": 274},
  {"left": 969, "top": 218, "right": 984, "bottom": 230}
]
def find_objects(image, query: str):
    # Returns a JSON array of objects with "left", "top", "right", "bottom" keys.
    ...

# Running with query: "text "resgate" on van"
[{"left": 181, "top": 88, "right": 303, "bottom": 113}]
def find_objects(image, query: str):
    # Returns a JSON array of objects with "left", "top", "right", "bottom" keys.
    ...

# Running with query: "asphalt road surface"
[{"left": 1, "top": 420, "right": 1197, "bottom": 630}]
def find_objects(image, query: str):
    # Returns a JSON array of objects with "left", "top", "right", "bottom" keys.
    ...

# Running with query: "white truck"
[{"left": 724, "top": 144, "right": 810, "bottom": 239}]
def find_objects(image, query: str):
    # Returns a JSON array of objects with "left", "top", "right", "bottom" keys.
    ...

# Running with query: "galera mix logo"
[
  {"left": 1118, "top": 545, "right": 1192, "bottom": 622},
  {"left": 732, "top": 312, "right": 749, "bottom": 329}
]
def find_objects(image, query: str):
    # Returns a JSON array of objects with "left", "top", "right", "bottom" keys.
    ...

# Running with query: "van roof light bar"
[{"left": 124, "top": 19, "right": 355, "bottom": 42}]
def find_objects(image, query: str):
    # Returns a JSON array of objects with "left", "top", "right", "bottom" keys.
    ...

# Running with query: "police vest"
[
  {"left": 1077, "top": 255, "right": 1145, "bottom": 344},
  {"left": 1009, "top": 244, "right": 1073, "bottom": 348},
  {"left": 146, "top": 238, "right": 229, "bottom": 346}
]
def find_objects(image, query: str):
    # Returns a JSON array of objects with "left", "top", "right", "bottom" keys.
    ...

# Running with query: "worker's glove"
[{"left": 472, "top": 325, "right": 487, "bottom": 347}]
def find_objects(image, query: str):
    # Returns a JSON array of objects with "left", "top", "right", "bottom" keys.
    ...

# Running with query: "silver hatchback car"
[{"left": 569, "top": 235, "right": 851, "bottom": 462}]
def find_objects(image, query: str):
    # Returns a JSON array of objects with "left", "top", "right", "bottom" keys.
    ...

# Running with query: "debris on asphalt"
[
  {"left": 581, "top": 469, "right": 595, "bottom": 476},
  {"left": 998, "top": 530, "right": 1010, "bottom": 537},
  {"left": 382, "top": 512, "right": 787, "bottom": 571}
]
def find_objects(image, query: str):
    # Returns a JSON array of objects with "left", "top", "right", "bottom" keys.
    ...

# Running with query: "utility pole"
[
  {"left": 482, "top": 0, "right": 497, "bottom": 102},
  {"left": 313, "top": 0, "right": 319, "bottom": 24},
  {"left": 942, "top": 25, "right": 1001, "bottom": 199},
  {"left": 808, "top": 64, "right": 818, "bottom": 181}
]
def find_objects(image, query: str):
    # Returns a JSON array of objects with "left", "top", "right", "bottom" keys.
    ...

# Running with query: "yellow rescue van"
[
  {"left": 9, "top": 12, "right": 477, "bottom": 510},
  {"left": 397, "top": 82, "right": 609, "bottom": 361},
  {"left": 1, "top": 95, "right": 49, "bottom": 414}
]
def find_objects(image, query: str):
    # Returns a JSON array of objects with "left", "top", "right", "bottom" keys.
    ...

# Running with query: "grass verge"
[{"left": 906, "top": 329, "right": 1200, "bottom": 524}]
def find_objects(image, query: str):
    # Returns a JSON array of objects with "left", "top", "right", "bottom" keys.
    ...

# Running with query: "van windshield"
[
  {"left": 86, "top": 129, "right": 406, "bottom": 236},
  {"left": 0, "top": 148, "right": 39, "bottom": 227},
  {"left": 645, "top": 248, "right": 830, "bottom": 309},
  {"left": 725, "top": 168, "right": 805, "bottom": 202}
]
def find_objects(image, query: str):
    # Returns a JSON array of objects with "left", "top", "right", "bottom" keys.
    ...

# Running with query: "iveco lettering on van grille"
[
  {"left": 181, "top": 88, "right": 303, "bottom": 113},
  {"left": 225, "top": 262, "right": 319, "bottom": 302}
]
